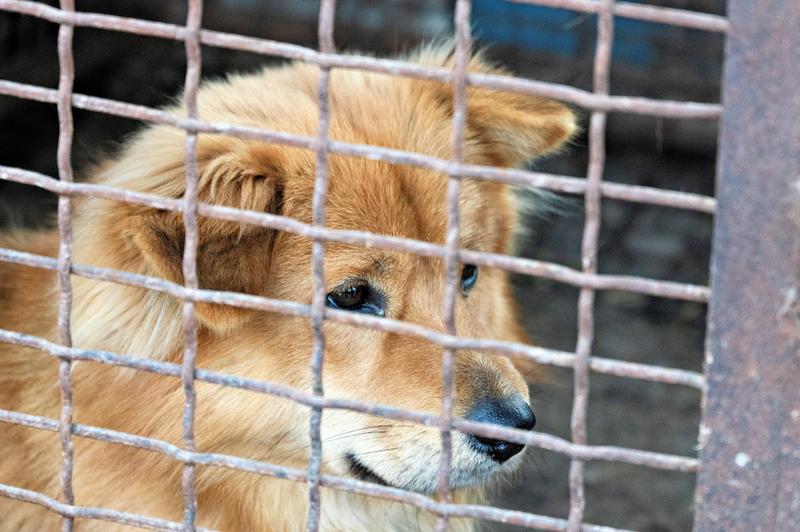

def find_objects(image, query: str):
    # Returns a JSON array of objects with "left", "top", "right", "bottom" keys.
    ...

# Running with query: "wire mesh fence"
[{"left": 0, "top": 0, "right": 794, "bottom": 531}]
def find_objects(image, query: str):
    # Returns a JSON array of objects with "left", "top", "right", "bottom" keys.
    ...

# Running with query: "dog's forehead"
[{"left": 320, "top": 156, "right": 500, "bottom": 246}]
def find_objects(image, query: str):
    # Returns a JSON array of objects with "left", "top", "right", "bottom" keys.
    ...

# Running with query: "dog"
[{"left": 0, "top": 46, "right": 575, "bottom": 530}]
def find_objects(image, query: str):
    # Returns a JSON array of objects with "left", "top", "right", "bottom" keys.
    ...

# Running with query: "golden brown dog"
[{"left": 0, "top": 47, "right": 575, "bottom": 530}]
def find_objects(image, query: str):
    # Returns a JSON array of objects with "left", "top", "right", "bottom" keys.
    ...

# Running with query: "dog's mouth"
[
  {"left": 344, "top": 446, "right": 522, "bottom": 495},
  {"left": 346, "top": 453, "right": 391, "bottom": 487}
]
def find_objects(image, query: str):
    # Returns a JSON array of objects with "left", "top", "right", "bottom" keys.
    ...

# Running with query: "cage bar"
[
  {"left": 0, "top": 166, "right": 712, "bottom": 302},
  {"left": 0, "top": 250, "right": 704, "bottom": 385},
  {"left": 0, "top": 244, "right": 709, "bottom": 381},
  {"left": 0, "top": 0, "right": 723, "bottom": 119},
  {"left": 694, "top": 1, "right": 800, "bottom": 529},
  {"left": 506, "top": 0, "right": 727, "bottom": 32},
  {"left": 567, "top": 0, "right": 613, "bottom": 529},
  {"left": 306, "top": 0, "right": 337, "bottom": 529},
  {"left": 177, "top": 1, "right": 204, "bottom": 528},
  {"left": 0, "top": 98, "right": 717, "bottom": 213},
  {"left": 53, "top": 1, "right": 77, "bottom": 531},
  {"left": 0, "top": 0, "right": 748, "bottom": 529},
  {"left": 0, "top": 407, "right": 641, "bottom": 532},
  {"left": 0, "top": 483, "right": 209, "bottom": 532},
  {"left": 434, "top": 1, "right": 472, "bottom": 529},
  {"left": 0, "top": 327, "right": 700, "bottom": 473}
]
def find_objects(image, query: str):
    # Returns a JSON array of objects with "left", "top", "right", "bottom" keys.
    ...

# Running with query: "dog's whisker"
[
  {"left": 278, "top": 423, "right": 420, "bottom": 460},
  {"left": 279, "top": 428, "right": 398, "bottom": 459},
  {"left": 321, "top": 446, "right": 402, "bottom": 468}
]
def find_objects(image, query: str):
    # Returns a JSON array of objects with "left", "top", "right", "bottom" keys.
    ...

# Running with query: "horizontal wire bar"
[
  {"left": 0, "top": 165, "right": 712, "bottom": 303},
  {"left": 0, "top": 328, "right": 699, "bottom": 473},
  {"left": 0, "top": 1, "right": 722, "bottom": 118},
  {"left": 506, "top": 0, "right": 728, "bottom": 32},
  {"left": 468, "top": 74, "right": 721, "bottom": 119},
  {"left": 0, "top": 81, "right": 717, "bottom": 214},
  {"left": 0, "top": 247, "right": 706, "bottom": 390},
  {"left": 0, "top": 0, "right": 728, "bottom": 43},
  {"left": 0, "top": 408, "right": 648, "bottom": 531},
  {"left": 0, "top": 245, "right": 706, "bottom": 389},
  {"left": 0, "top": 482, "right": 211, "bottom": 532}
]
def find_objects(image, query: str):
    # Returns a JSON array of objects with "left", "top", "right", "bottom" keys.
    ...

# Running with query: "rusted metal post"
[{"left": 694, "top": 1, "right": 800, "bottom": 530}]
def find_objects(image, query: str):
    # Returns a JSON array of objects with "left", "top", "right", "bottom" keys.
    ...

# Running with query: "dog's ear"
[
  {"left": 415, "top": 53, "right": 578, "bottom": 167},
  {"left": 124, "top": 140, "right": 287, "bottom": 333},
  {"left": 463, "top": 83, "right": 578, "bottom": 167}
]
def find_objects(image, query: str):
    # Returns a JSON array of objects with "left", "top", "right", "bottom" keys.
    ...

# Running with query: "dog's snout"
[{"left": 466, "top": 395, "right": 535, "bottom": 463}]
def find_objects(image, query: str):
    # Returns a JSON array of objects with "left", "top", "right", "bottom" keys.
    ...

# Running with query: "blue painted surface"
[{"left": 472, "top": 0, "right": 671, "bottom": 66}]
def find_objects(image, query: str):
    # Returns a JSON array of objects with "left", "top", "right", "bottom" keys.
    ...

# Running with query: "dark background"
[{"left": 0, "top": 1, "right": 724, "bottom": 530}]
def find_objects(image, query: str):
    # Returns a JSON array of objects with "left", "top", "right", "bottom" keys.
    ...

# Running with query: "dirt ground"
[{"left": 0, "top": 2, "right": 723, "bottom": 530}]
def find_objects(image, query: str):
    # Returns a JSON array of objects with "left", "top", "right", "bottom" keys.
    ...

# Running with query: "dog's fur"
[{"left": 0, "top": 48, "right": 575, "bottom": 531}]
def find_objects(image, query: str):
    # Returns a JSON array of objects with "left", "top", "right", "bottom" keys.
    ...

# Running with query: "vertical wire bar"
[
  {"left": 180, "top": 0, "right": 203, "bottom": 529},
  {"left": 307, "top": 1, "right": 336, "bottom": 530},
  {"left": 55, "top": 1, "right": 76, "bottom": 531},
  {"left": 435, "top": 1, "right": 471, "bottom": 530},
  {"left": 567, "top": 1, "right": 614, "bottom": 530}
]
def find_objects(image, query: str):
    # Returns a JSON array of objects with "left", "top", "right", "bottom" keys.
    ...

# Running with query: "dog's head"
[{"left": 93, "top": 50, "right": 575, "bottom": 494}]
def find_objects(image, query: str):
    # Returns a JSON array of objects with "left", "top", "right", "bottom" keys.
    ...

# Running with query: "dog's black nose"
[{"left": 466, "top": 395, "right": 535, "bottom": 463}]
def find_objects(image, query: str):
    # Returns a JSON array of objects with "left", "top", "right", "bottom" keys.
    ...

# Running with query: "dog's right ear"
[{"left": 122, "top": 139, "right": 288, "bottom": 333}]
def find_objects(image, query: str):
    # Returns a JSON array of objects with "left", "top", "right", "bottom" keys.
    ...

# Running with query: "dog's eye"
[
  {"left": 326, "top": 282, "right": 385, "bottom": 317},
  {"left": 461, "top": 264, "right": 478, "bottom": 293}
]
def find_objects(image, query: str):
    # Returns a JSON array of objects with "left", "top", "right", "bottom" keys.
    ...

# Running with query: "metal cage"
[{"left": 0, "top": 0, "right": 797, "bottom": 530}]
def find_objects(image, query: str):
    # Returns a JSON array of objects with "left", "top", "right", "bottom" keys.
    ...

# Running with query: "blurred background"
[{"left": 0, "top": 1, "right": 725, "bottom": 530}]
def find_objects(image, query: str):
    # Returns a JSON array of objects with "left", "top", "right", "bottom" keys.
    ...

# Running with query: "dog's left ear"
[
  {"left": 463, "top": 83, "right": 578, "bottom": 167},
  {"left": 415, "top": 54, "right": 578, "bottom": 167}
]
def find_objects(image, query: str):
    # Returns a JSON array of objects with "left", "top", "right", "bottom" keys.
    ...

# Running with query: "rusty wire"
[
  {"left": 506, "top": 0, "right": 728, "bottom": 32},
  {"left": 0, "top": 166, "right": 712, "bottom": 302},
  {"left": 568, "top": 1, "right": 614, "bottom": 529},
  {"left": 0, "top": 406, "right": 683, "bottom": 532},
  {"left": 0, "top": 482, "right": 212, "bottom": 532},
  {"left": 306, "top": 0, "right": 337, "bottom": 528},
  {"left": 0, "top": 0, "right": 723, "bottom": 529},
  {"left": 179, "top": 0, "right": 203, "bottom": 528},
  {"left": 435, "top": 2, "right": 472, "bottom": 529},
  {"left": 0, "top": 325, "right": 700, "bottom": 531},
  {"left": 0, "top": 246, "right": 707, "bottom": 391},
  {"left": 0, "top": 83, "right": 717, "bottom": 214},
  {"left": 0, "top": 329, "right": 700, "bottom": 472},
  {"left": 3, "top": 403, "right": 684, "bottom": 532},
  {"left": 54, "top": 2, "right": 76, "bottom": 531},
  {"left": 0, "top": 0, "right": 729, "bottom": 38},
  {"left": 0, "top": 0, "right": 722, "bottom": 119}
]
